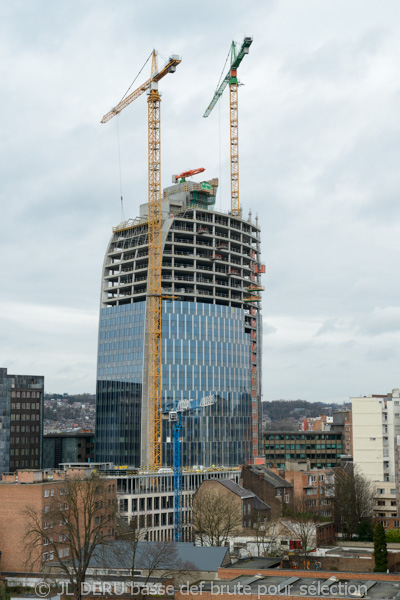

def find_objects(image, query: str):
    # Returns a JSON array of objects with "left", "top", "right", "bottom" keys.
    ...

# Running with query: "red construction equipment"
[{"left": 173, "top": 168, "right": 205, "bottom": 183}]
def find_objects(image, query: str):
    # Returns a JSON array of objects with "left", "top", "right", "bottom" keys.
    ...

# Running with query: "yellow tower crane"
[
  {"left": 101, "top": 50, "right": 181, "bottom": 468},
  {"left": 203, "top": 37, "right": 252, "bottom": 215}
]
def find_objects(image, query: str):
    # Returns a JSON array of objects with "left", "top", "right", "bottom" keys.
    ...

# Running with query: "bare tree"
[
  {"left": 24, "top": 471, "right": 116, "bottom": 599},
  {"left": 113, "top": 517, "right": 148, "bottom": 581},
  {"left": 333, "top": 465, "right": 373, "bottom": 540},
  {"left": 251, "top": 510, "right": 279, "bottom": 556},
  {"left": 193, "top": 488, "right": 243, "bottom": 546},
  {"left": 251, "top": 512, "right": 281, "bottom": 557},
  {"left": 282, "top": 496, "right": 319, "bottom": 561},
  {"left": 251, "top": 508, "right": 268, "bottom": 557},
  {"left": 96, "top": 519, "right": 195, "bottom": 591}
]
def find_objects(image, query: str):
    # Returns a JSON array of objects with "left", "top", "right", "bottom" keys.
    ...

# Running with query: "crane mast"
[
  {"left": 203, "top": 36, "right": 252, "bottom": 216},
  {"left": 165, "top": 394, "right": 216, "bottom": 541},
  {"left": 147, "top": 52, "right": 163, "bottom": 469},
  {"left": 101, "top": 50, "right": 181, "bottom": 469},
  {"left": 230, "top": 65, "right": 239, "bottom": 215}
]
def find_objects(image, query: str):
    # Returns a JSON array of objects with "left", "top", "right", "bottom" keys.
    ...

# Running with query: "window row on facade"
[
  {"left": 10, "top": 425, "right": 40, "bottom": 432},
  {"left": 11, "top": 391, "right": 41, "bottom": 398},
  {"left": 264, "top": 433, "right": 342, "bottom": 440},
  {"left": 265, "top": 443, "right": 340, "bottom": 450},
  {"left": 10, "top": 413, "right": 40, "bottom": 421}
]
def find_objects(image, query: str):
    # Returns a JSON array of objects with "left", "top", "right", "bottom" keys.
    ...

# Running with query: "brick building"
[
  {"left": 240, "top": 465, "right": 293, "bottom": 519},
  {"left": 0, "top": 368, "right": 44, "bottom": 476},
  {"left": 272, "top": 468, "right": 335, "bottom": 519},
  {"left": 302, "top": 415, "right": 331, "bottom": 432},
  {"left": 193, "top": 478, "right": 270, "bottom": 540},
  {"left": 0, "top": 469, "right": 116, "bottom": 573},
  {"left": 285, "top": 545, "right": 400, "bottom": 573},
  {"left": 263, "top": 431, "right": 343, "bottom": 469}
]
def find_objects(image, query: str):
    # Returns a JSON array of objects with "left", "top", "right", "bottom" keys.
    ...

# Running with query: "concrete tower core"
[{"left": 95, "top": 178, "right": 263, "bottom": 468}]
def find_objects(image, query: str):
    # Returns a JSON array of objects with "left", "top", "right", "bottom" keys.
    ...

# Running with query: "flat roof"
[{"left": 200, "top": 575, "right": 400, "bottom": 598}]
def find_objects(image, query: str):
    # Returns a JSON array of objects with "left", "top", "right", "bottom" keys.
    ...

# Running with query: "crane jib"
[{"left": 203, "top": 36, "right": 253, "bottom": 118}]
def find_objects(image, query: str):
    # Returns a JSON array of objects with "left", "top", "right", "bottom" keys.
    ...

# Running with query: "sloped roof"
[
  {"left": 250, "top": 465, "right": 292, "bottom": 488},
  {"left": 251, "top": 495, "right": 271, "bottom": 511},
  {"left": 217, "top": 478, "right": 255, "bottom": 499},
  {"left": 89, "top": 541, "right": 229, "bottom": 572},
  {"left": 204, "top": 479, "right": 270, "bottom": 511}
]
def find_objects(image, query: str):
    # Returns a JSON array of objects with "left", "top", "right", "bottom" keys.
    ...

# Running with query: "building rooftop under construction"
[{"left": 95, "top": 176, "right": 264, "bottom": 468}]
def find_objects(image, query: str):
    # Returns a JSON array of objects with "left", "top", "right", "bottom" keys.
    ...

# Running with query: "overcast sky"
[{"left": 1, "top": 0, "right": 400, "bottom": 401}]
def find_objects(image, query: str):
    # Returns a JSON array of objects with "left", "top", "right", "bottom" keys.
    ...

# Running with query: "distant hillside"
[
  {"left": 262, "top": 399, "right": 349, "bottom": 421},
  {"left": 44, "top": 393, "right": 95, "bottom": 404}
]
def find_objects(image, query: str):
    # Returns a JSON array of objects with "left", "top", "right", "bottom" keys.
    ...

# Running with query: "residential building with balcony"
[
  {"left": 373, "top": 481, "right": 397, "bottom": 519},
  {"left": 352, "top": 389, "right": 400, "bottom": 483}
]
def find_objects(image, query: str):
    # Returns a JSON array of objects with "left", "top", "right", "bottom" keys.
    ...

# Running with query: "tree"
[
  {"left": 95, "top": 518, "right": 196, "bottom": 593},
  {"left": 193, "top": 487, "right": 243, "bottom": 546},
  {"left": 333, "top": 465, "right": 373, "bottom": 540},
  {"left": 282, "top": 496, "right": 320, "bottom": 561},
  {"left": 251, "top": 511, "right": 281, "bottom": 557},
  {"left": 385, "top": 529, "right": 400, "bottom": 543},
  {"left": 0, "top": 581, "right": 10, "bottom": 600},
  {"left": 24, "top": 471, "right": 116, "bottom": 600},
  {"left": 357, "top": 520, "right": 374, "bottom": 542},
  {"left": 113, "top": 517, "right": 148, "bottom": 582},
  {"left": 374, "top": 522, "right": 388, "bottom": 572}
]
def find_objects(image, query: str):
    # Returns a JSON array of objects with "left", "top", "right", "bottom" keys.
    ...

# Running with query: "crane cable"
[
  {"left": 219, "top": 100, "right": 222, "bottom": 212},
  {"left": 118, "top": 51, "right": 153, "bottom": 104},
  {"left": 215, "top": 44, "right": 231, "bottom": 211},
  {"left": 116, "top": 115, "right": 125, "bottom": 223},
  {"left": 114, "top": 51, "right": 153, "bottom": 222},
  {"left": 215, "top": 44, "right": 232, "bottom": 91}
]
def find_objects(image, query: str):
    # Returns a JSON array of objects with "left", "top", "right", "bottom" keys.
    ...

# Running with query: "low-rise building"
[
  {"left": 0, "top": 468, "right": 116, "bottom": 573},
  {"left": 88, "top": 541, "right": 231, "bottom": 585},
  {"left": 193, "top": 479, "right": 270, "bottom": 541},
  {"left": 286, "top": 545, "right": 400, "bottom": 573},
  {"left": 43, "top": 432, "right": 95, "bottom": 468},
  {"left": 105, "top": 466, "right": 242, "bottom": 542},
  {"left": 240, "top": 465, "right": 293, "bottom": 519},
  {"left": 273, "top": 468, "right": 335, "bottom": 519},
  {"left": 302, "top": 415, "right": 332, "bottom": 432},
  {"left": 263, "top": 431, "right": 343, "bottom": 470}
]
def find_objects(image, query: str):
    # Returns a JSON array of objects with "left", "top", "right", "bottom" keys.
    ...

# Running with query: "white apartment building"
[
  {"left": 352, "top": 390, "right": 400, "bottom": 518},
  {"left": 373, "top": 480, "right": 398, "bottom": 518},
  {"left": 352, "top": 389, "right": 400, "bottom": 483}
]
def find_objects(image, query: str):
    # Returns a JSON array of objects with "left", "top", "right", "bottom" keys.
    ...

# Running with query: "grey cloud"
[
  {"left": 2, "top": 0, "right": 400, "bottom": 398},
  {"left": 358, "top": 307, "right": 400, "bottom": 336}
]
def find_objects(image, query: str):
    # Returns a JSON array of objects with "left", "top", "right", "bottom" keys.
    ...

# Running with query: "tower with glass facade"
[{"left": 95, "top": 178, "right": 264, "bottom": 467}]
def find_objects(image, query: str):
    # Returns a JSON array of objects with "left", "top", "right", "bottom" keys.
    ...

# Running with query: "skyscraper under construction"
[{"left": 95, "top": 177, "right": 264, "bottom": 467}]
